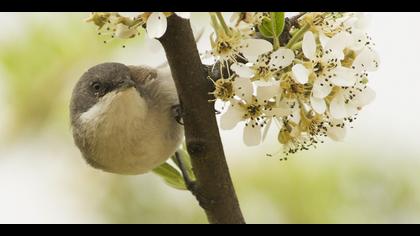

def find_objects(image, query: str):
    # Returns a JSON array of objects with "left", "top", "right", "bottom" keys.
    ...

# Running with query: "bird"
[{"left": 69, "top": 62, "right": 184, "bottom": 175}]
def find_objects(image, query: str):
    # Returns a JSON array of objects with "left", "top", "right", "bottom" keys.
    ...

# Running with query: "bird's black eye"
[{"left": 91, "top": 82, "right": 102, "bottom": 91}]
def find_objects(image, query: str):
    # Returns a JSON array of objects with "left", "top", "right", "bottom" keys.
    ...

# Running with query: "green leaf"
[
  {"left": 257, "top": 12, "right": 285, "bottom": 38},
  {"left": 152, "top": 163, "right": 187, "bottom": 190},
  {"left": 272, "top": 12, "right": 285, "bottom": 38},
  {"left": 258, "top": 20, "right": 274, "bottom": 38},
  {"left": 172, "top": 149, "right": 195, "bottom": 181}
]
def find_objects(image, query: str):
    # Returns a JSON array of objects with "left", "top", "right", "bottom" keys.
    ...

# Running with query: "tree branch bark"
[{"left": 158, "top": 15, "right": 245, "bottom": 224}]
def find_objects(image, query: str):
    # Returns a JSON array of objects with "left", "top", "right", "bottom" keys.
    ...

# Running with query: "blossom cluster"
[
  {"left": 85, "top": 12, "right": 190, "bottom": 41},
  {"left": 86, "top": 12, "right": 380, "bottom": 157},
  {"left": 208, "top": 12, "right": 379, "bottom": 155}
]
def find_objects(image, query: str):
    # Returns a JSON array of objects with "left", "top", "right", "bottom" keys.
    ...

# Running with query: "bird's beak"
[{"left": 117, "top": 79, "right": 136, "bottom": 91}]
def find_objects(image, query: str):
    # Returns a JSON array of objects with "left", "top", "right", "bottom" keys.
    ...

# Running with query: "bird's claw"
[{"left": 171, "top": 104, "right": 184, "bottom": 125}]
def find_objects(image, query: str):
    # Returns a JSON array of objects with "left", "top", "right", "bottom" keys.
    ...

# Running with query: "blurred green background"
[{"left": 0, "top": 12, "right": 419, "bottom": 224}]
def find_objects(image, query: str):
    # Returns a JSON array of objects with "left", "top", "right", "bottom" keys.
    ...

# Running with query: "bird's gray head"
[{"left": 70, "top": 62, "right": 136, "bottom": 124}]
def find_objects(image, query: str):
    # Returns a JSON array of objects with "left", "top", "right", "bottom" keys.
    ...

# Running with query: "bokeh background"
[{"left": 0, "top": 12, "right": 419, "bottom": 224}]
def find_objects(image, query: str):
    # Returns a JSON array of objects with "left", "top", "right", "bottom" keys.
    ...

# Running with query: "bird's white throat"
[{"left": 80, "top": 87, "right": 147, "bottom": 125}]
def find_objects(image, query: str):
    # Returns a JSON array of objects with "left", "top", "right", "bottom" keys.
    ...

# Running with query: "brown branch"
[
  {"left": 158, "top": 15, "right": 245, "bottom": 224},
  {"left": 280, "top": 12, "right": 306, "bottom": 45}
]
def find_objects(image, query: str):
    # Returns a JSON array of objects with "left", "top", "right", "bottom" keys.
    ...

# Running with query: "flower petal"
[
  {"left": 243, "top": 122, "right": 262, "bottom": 146},
  {"left": 327, "top": 125, "right": 346, "bottom": 141},
  {"left": 349, "top": 30, "right": 369, "bottom": 51},
  {"left": 292, "top": 64, "right": 309, "bottom": 84},
  {"left": 345, "top": 102, "right": 359, "bottom": 117},
  {"left": 312, "top": 77, "right": 333, "bottom": 98},
  {"left": 319, "top": 32, "right": 329, "bottom": 50},
  {"left": 302, "top": 31, "right": 317, "bottom": 61},
  {"left": 231, "top": 63, "right": 254, "bottom": 78},
  {"left": 146, "top": 12, "right": 167, "bottom": 38},
  {"left": 352, "top": 48, "right": 380, "bottom": 72},
  {"left": 220, "top": 103, "right": 243, "bottom": 130},
  {"left": 175, "top": 12, "right": 190, "bottom": 19},
  {"left": 269, "top": 48, "right": 295, "bottom": 69},
  {"left": 262, "top": 118, "right": 273, "bottom": 142},
  {"left": 355, "top": 86, "right": 376, "bottom": 107},
  {"left": 232, "top": 77, "right": 253, "bottom": 102},
  {"left": 254, "top": 79, "right": 277, "bottom": 87},
  {"left": 310, "top": 95, "right": 326, "bottom": 114},
  {"left": 289, "top": 108, "right": 301, "bottom": 124},
  {"left": 325, "top": 31, "right": 351, "bottom": 52},
  {"left": 330, "top": 66, "right": 357, "bottom": 87},
  {"left": 256, "top": 82, "right": 281, "bottom": 102},
  {"left": 323, "top": 31, "right": 352, "bottom": 61},
  {"left": 239, "top": 39, "right": 273, "bottom": 59},
  {"left": 118, "top": 12, "right": 142, "bottom": 18},
  {"left": 329, "top": 92, "right": 347, "bottom": 119},
  {"left": 265, "top": 107, "right": 291, "bottom": 117},
  {"left": 353, "top": 12, "right": 371, "bottom": 29}
]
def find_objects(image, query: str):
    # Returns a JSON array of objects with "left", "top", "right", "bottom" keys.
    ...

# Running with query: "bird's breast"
[{"left": 77, "top": 87, "right": 178, "bottom": 174}]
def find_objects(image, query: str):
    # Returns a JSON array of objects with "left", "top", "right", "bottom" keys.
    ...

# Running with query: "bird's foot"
[{"left": 171, "top": 104, "right": 184, "bottom": 125}]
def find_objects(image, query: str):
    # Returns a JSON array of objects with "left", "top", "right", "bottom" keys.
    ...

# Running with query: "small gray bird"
[{"left": 70, "top": 62, "right": 183, "bottom": 175}]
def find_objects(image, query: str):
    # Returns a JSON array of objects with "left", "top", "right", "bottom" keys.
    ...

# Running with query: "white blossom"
[
  {"left": 146, "top": 12, "right": 191, "bottom": 38},
  {"left": 230, "top": 46, "right": 295, "bottom": 83},
  {"left": 207, "top": 29, "right": 274, "bottom": 68},
  {"left": 220, "top": 78, "right": 290, "bottom": 146},
  {"left": 217, "top": 13, "right": 379, "bottom": 154},
  {"left": 294, "top": 31, "right": 356, "bottom": 116}
]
